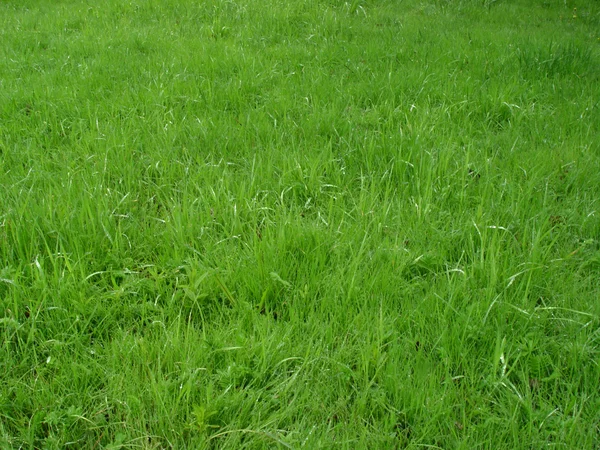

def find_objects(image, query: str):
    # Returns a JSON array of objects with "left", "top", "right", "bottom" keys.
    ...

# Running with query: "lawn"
[{"left": 1, "top": 0, "right": 599, "bottom": 448}]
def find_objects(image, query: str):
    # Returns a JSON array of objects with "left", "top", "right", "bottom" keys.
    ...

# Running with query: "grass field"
[{"left": 1, "top": 0, "right": 599, "bottom": 448}]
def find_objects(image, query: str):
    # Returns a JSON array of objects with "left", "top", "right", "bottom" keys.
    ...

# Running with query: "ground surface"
[{"left": 1, "top": 0, "right": 599, "bottom": 448}]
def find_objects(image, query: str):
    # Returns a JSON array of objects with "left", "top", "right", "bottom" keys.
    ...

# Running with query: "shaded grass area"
[{"left": 1, "top": 0, "right": 599, "bottom": 447}]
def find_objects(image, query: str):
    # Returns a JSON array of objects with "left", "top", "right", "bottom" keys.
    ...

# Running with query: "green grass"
[{"left": 1, "top": 0, "right": 599, "bottom": 448}]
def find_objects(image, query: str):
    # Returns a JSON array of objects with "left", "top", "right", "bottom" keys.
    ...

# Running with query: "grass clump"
[{"left": 1, "top": 0, "right": 599, "bottom": 448}]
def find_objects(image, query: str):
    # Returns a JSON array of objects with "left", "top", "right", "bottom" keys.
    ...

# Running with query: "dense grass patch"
[{"left": 1, "top": 0, "right": 599, "bottom": 448}]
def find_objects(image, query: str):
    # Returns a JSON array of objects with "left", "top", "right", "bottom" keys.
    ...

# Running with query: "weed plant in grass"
[{"left": 1, "top": 0, "right": 599, "bottom": 448}]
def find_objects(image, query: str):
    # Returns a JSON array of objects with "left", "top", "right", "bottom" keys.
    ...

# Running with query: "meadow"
[{"left": 1, "top": 0, "right": 599, "bottom": 448}]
